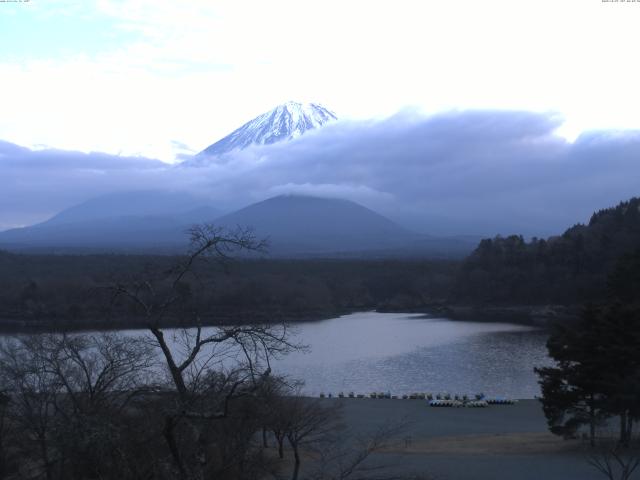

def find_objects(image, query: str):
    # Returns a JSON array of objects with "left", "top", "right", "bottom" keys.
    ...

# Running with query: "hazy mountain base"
[{"left": 0, "top": 194, "right": 479, "bottom": 258}]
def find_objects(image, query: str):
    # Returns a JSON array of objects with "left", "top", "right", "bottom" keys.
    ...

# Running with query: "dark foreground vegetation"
[
  {"left": 533, "top": 249, "right": 640, "bottom": 479},
  {"left": 536, "top": 249, "right": 640, "bottom": 442},
  {"left": 0, "top": 227, "right": 409, "bottom": 480},
  {"left": 0, "top": 332, "right": 411, "bottom": 480}
]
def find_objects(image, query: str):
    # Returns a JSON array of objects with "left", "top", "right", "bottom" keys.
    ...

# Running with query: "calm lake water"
[
  {"left": 270, "top": 312, "right": 550, "bottom": 399},
  {"left": 43, "top": 311, "right": 549, "bottom": 399}
]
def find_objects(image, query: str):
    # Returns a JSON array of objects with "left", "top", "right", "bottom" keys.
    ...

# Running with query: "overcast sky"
[
  {"left": 1, "top": 0, "right": 640, "bottom": 162},
  {"left": 3, "top": 110, "right": 640, "bottom": 236},
  {"left": 1, "top": 1, "right": 640, "bottom": 235}
]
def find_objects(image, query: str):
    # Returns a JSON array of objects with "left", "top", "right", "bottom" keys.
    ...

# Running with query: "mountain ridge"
[
  {"left": 41, "top": 190, "right": 219, "bottom": 227},
  {"left": 0, "top": 193, "right": 478, "bottom": 258}
]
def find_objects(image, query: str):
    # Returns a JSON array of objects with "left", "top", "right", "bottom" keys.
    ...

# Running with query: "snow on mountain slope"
[{"left": 198, "top": 102, "right": 337, "bottom": 157}]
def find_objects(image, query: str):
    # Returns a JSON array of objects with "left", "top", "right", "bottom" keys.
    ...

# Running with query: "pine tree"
[
  {"left": 536, "top": 250, "right": 640, "bottom": 446},
  {"left": 535, "top": 305, "right": 609, "bottom": 446}
]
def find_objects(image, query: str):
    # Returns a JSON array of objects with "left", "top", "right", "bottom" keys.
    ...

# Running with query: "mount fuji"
[{"left": 197, "top": 101, "right": 337, "bottom": 157}]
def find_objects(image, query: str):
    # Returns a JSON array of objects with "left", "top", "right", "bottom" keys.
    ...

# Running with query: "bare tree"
[
  {"left": 0, "top": 337, "right": 62, "bottom": 480},
  {"left": 271, "top": 394, "right": 343, "bottom": 480},
  {"left": 0, "top": 390, "right": 9, "bottom": 478},
  {"left": 588, "top": 446, "right": 640, "bottom": 480},
  {"left": 270, "top": 399, "right": 289, "bottom": 460},
  {"left": 0, "top": 332, "right": 156, "bottom": 480},
  {"left": 32, "top": 333, "right": 155, "bottom": 414},
  {"left": 308, "top": 419, "right": 410, "bottom": 480},
  {"left": 109, "top": 224, "right": 300, "bottom": 479}
]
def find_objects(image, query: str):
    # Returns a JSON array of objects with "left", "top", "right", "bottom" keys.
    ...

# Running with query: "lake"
[
  {"left": 41, "top": 311, "right": 550, "bottom": 399},
  {"left": 270, "top": 312, "right": 550, "bottom": 399}
]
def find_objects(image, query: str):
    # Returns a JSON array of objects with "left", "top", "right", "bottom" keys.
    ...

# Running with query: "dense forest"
[
  {"left": 0, "top": 250, "right": 457, "bottom": 331},
  {"left": 454, "top": 197, "right": 640, "bottom": 305},
  {"left": 1, "top": 197, "right": 639, "bottom": 331}
]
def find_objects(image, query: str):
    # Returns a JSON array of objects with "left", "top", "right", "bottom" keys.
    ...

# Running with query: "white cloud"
[
  {"left": 2, "top": 110, "right": 639, "bottom": 236},
  {"left": 1, "top": 0, "right": 640, "bottom": 161},
  {"left": 266, "top": 183, "right": 395, "bottom": 208}
]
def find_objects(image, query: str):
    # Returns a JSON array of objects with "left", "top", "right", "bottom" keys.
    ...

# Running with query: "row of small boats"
[
  {"left": 318, "top": 391, "right": 517, "bottom": 406},
  {"left": 430, "top": 398, "right": 517, "bottom": 407},
  {"left": 429, "top": 399, "right": 488, "bottom": 407}
]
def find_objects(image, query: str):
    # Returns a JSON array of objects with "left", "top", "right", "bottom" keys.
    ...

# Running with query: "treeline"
[
  {"left": 454, "top": 197, "right": 640, "bottom": 305},
  {"left": 0, "top": 250, "right": 458, "bottom": 331}
]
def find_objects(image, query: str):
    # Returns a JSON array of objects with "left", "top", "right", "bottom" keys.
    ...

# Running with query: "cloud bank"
[{"left": 2, "top": 110, "right": 639, "bottom": 236}]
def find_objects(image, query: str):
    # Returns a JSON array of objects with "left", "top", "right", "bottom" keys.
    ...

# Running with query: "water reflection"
[
  {"left": 111, "top": 311, "right": 550, "bottom": 399},
  {"left": 271, "top": 312, "right": 550, "bottom": 398}
]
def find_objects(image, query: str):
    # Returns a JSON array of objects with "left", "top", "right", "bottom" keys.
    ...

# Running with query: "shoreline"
[
  {"left": 0, "top": 307, "right": 356, "bottom": 334},
  {"left": 0, "top": 302, "right": 576, "bottom": 333},
  {"left": 417, "top": 303, "right": 581, "bottom": 327}
]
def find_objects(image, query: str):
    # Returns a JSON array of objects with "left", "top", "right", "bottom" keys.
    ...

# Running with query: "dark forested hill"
[
  {"left": 0, "top": 252, "right": 457, "bottom": 331},
  {"left": 454, "top": 197, "right": 640, "bottom": 304}
]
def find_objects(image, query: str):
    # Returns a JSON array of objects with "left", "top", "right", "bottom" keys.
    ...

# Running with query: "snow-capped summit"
[{"left": 198, "top": 101, "right": 337, "bottom": 157}]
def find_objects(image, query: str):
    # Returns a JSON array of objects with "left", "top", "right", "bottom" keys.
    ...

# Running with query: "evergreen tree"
[
  {"left": 595, "top": 303, "right": 640, "bottom": 446},
  {"left": 536, "top": 251, "right": 640, "bottom": 446},
  {"left": 456, "top": 197, "right": 640, "bottom": 304},
  {"left": 535, "top": 305, "right": 609, "bottom": 446}
]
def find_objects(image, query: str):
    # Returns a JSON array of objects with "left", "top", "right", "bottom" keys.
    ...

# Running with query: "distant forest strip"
[
  {"left": 0, "top": 255, "right": 458, "bottom": 331},
  {"left": 1, "top": 197, "right": 639, "bottom": 331}
]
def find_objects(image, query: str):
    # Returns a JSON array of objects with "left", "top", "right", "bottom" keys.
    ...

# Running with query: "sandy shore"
[
  {"left": 387, "top": 432, "right": 577, "bottom": 455},
  {"left": 310, "top": 398, "right": 608, "bottom": 480}
]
